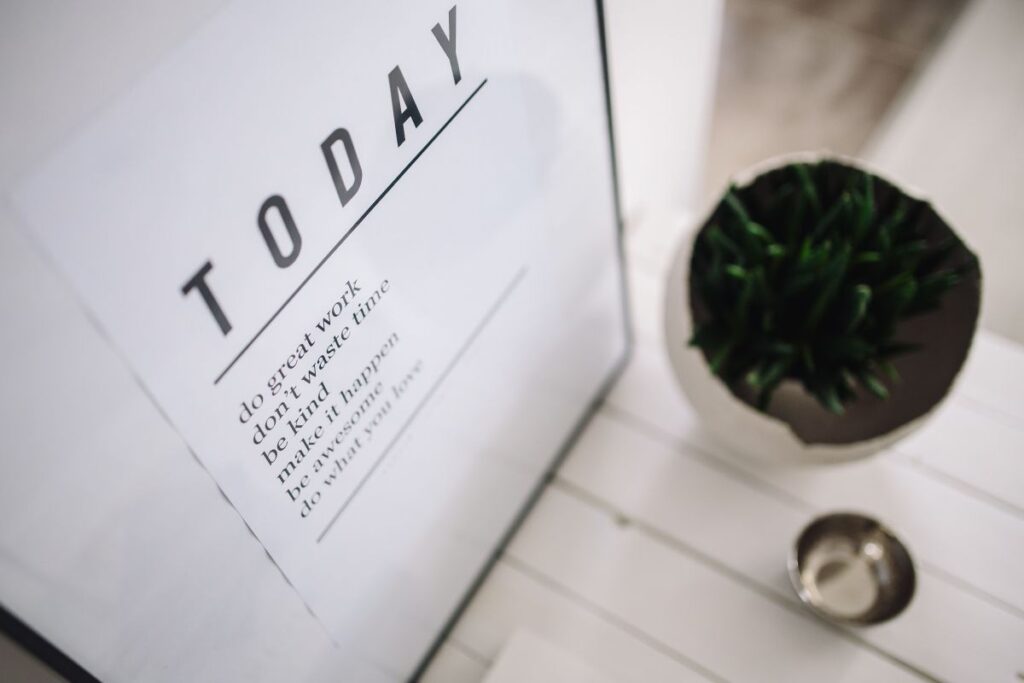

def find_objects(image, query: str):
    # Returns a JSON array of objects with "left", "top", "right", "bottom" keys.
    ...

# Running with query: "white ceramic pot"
[{"left": 663, "top": 155, "right": 981, "bottom": 465}]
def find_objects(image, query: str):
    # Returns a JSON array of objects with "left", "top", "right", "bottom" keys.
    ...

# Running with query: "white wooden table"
[
  {"left": 424, "top": 0, "right": 1024, "bottom": 677},
  {"left": 422, "top": 210, "right": 1024, "bottom": 683}
]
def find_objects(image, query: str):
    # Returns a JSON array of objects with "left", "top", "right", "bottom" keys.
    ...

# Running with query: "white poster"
[{"left": 10, "top": 0, "right": 625, "bottom": 675}]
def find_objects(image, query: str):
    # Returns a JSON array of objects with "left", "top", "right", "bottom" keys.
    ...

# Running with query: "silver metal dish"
[{"left": 788, "top": 512, "right": 916, "bottom": 626}]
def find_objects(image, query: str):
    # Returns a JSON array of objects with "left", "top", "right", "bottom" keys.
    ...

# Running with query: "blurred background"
[
  {"left": 704, "top": 0, "right": 966, "bottom": 195},
  {"left": 610, "top": 0, "right": 1021, "bottom": 343},
  {"left": 704, "top": 0, "right": 1022, "bottom": 343}
]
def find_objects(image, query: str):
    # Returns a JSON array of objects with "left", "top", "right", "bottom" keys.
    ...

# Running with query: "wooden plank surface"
[
  {"left": 619, "top": 259, "right": 1024, "bottom": 618},
  {"left": 439, "top": 561, "right": 715, "bottom": 682},
  {"left": 424, "top": 206, "right": 1024, "bottom": 681},
  {"left": 425, "top": 9, "right": 1024, "bottom": 666},
  {"left": 560, "top": 411, "right": 1024, "bottom": 682},
  {"left": 505, "top": 487, "right": 925, "bottom": 682}
]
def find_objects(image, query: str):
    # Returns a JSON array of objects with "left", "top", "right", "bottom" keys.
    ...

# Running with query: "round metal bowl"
[{"left": 788, "top": 512, "right": 916, "bottom": 626}]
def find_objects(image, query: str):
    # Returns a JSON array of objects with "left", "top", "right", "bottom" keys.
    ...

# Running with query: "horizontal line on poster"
[
  {"left": 316, "top": 265, "right": 528, "bottom": 542},
  {"left": 215, "top": 77, "right": 489, "bottom": 385}
]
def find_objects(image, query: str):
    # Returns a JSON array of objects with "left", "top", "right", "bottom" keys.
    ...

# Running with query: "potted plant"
[{"left": 665, "top": 156, "right": 981, "bottom": 463}]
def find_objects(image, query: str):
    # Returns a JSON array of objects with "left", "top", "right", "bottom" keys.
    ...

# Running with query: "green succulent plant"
[{"left": 688, "top": 160, "right": 977, "bottom": 415}]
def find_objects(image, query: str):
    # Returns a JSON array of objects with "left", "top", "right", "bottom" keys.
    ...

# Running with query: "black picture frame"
[
  {"left": 0, "top": 2, "right": 630, "bottom": 680},
  {"left": 410, "top": 0, "right": 631, "bottom": 677}
]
